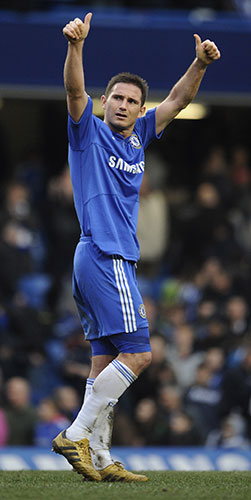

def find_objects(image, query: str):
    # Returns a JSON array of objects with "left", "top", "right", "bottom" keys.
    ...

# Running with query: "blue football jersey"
[{"left": 68, "top": 96, "right": 162, "bottom": 262}]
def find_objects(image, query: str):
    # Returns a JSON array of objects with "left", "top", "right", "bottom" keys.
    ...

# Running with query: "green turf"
[{"left": 0, "top": 471, "right": 251, "bottom": 500}]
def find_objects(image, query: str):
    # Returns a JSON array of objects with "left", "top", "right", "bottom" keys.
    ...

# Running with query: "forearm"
[
  {"left": 168, "top": 57, "right": 207, "bottom": 110},
  {"left": 64, "top": 41, "right": 86, "bottom": 99},
  {"left": 62, "top": 14, "right": 92, "bottom": 120},
  {"left": 156, "top": 58, "right": 207, "bottom": 133}
]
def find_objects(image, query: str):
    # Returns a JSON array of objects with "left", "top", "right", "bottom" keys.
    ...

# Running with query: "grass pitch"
[{"left": 0, "top": 470, "right": 251, "bottom": 500}]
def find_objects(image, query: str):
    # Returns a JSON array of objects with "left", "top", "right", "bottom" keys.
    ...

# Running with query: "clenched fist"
[
  {"left": 194, "top": 33, "right": 221, "bottom": 65},
  {"left": 63, "top": 12, "right": 92, "bottom": 44}
]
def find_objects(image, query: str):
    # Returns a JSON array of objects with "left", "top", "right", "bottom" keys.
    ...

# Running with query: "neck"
[{"left": 104, "top": 119, "right": 133, "bottom": 139}]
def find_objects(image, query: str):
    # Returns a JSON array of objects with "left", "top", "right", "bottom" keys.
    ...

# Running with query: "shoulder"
[{"left": 135, "top": 107, "right": 156, "bottom": 131}]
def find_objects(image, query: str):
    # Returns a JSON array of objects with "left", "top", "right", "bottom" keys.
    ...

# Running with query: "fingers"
[
  {"left": 194, "top": 33, "right": 221, "bottom": 61},
  {"left": 202, "top": 40, "right": 221, "bottom": 60},
  {"left": 63, "top": 12, "right": 92, "bottom": 42},
  {"left": 63, "top": 19, "right": 81, "bottom": 41},
  {"left": 70, "top": 18, "right": 83, "bottom": 38}
]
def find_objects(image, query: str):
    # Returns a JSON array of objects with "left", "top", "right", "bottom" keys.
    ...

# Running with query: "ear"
[
  {"left": 138, "top": 105, "right": 146, "bottom": 117},
  {"left": 101, "top": 95, "right": 107, "bottom": 110}
]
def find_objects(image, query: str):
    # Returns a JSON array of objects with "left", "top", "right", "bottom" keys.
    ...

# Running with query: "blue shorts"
[
  {"left": 72, "top": 238, "right": 149, "bottom": 341},
  {"left": 90, "top": 327, "right": 151, "bottom": 356}
]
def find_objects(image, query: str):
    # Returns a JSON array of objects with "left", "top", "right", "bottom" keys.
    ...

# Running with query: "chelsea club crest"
[
  {"left": 139, "top": 304, "right": 147, "bottom": 319},
  {"left": 129, "top": 134, "right": 142, "bottom": 149}
]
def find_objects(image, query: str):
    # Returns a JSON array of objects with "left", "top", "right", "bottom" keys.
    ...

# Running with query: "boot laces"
[
  {"left": 77, "top": 441, "right": 93, "bottom": 466},
  {"left": 113, "top": 461, "right": 125, "bottom": 471}
]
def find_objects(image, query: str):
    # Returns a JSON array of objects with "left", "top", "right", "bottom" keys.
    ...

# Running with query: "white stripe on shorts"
[
  {"left": 112, "top": 258, "right": 136, "bottom": 333},
  {"left": 118, "top": 259, "right": 137, "bottom": 331}
]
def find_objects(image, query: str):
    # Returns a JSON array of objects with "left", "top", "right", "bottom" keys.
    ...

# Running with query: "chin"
[{"left": 111, "top": 121, "right": 127, "bottom": 132}]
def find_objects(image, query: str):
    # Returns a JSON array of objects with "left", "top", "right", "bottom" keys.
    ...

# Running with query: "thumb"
[
  {"left": 193, "top": 33, "right": 201, "bottom": 47},
  {"left": 84, "top": 12, "right": 92, "bottom": 25}
]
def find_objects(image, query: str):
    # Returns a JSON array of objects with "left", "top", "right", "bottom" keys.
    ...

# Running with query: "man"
[{"left": 52, "top": 12, "right": 220, "bottom": 482}]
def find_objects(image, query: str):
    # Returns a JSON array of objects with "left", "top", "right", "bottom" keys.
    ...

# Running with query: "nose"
[{"left": 119, "top": 99, "right": 127, "bottom": 110}]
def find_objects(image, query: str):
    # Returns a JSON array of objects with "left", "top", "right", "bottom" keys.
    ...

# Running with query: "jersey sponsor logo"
[
  {"left": 128, "top": 134, "right": 142, "bottom": 149},
  {"left": 108, "top": 155, "right": 145, "bottom": 174},
  {"left": 139, "top": 304, "right": 147, "bottom": 319}
]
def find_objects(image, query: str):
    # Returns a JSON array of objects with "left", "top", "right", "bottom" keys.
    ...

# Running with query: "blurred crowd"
[{"left": 0, "top": 139, "right": 251, "bottom": 450}]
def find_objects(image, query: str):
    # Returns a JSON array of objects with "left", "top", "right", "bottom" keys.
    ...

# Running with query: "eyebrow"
[{"left": 113, "top": 93, "right": 140, "bottom": 104}]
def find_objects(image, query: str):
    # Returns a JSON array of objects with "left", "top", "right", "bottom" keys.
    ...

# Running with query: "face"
[{"left": 101, "top": 82, "right": 146, "bottom": 137}]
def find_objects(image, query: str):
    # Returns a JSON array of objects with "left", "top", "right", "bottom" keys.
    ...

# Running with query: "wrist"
[
  {"left": 67, "top": 39, "right": 85, "bottom": 53},
  {"left": 195, "top": 57, "right": 208, "bottom": 71},
  {"left": 68, "top": 39, "right": 85, "bottom": 46}
]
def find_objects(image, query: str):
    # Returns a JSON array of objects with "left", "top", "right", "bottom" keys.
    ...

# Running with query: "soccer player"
[{"left": 52, "top": 12, "right": 220, "bottom": 481}]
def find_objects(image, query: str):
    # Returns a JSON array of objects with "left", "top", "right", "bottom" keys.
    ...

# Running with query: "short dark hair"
[{"left": 105, "top": 72, "right": 148, "bottom": 106}]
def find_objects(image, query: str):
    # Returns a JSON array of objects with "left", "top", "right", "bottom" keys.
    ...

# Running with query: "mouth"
[{"left": 115, "top": 113, "right": 127, "bottom": 119}]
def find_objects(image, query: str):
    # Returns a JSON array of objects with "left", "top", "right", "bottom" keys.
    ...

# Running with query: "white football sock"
[
  {"left": 66, "top": 360, "right": 137, "bottom": 442},
  {"left": 84, "top": 376, "right": 114, "bottom": 469},
  {"left": 90, "top": 403, "right": 115, "bottom": 470},
  {"left": 84, "top": 377, "right": 95, "bottom": 402}
]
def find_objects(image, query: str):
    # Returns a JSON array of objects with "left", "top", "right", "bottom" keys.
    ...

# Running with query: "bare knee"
[
  {"left": 117, "top": 351, "right": 152, "bottom": 376},
  {"left": 139, "top": 351, "right": 152, "bottom": 371}
]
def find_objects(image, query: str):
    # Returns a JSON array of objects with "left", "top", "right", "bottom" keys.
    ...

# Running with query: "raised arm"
[
  {"left": 63, "top": 13, "right": 92, "bottom": 122},
  {"left": 156, "top": 34, "right": 221, "bottom": 135}
]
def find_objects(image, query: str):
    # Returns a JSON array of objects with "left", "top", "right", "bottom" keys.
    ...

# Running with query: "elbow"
[
  {"left": 65, "top": 84, "right": 85, "bottom": 100},
  {"left": 169, "top": 93, "right": 190, "bottom": 115},
  {"left": 176, "top": 96, "right": 191, "bottom": 112}
]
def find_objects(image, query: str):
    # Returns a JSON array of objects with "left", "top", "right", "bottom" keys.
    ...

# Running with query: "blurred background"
[{"left": 0, "top": 0, "right": 251, "bottom": 459}]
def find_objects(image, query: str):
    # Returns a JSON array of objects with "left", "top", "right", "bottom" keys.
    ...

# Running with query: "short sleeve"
[
  {"left": 67, "top": 96, "right": 93, "bottom": 151},
  {"left": 135, "top": 107, "right": 164, "bottom": 149}
]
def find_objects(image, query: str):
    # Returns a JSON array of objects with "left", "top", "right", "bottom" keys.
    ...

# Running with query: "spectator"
[
  {"left": 165, "top": 324, "right": 204, "bottom": 389},
  {"left": 61, "top": 332, "right": 91, "bottom": 397},
  {"left": 137, "top": 170, "right": 169, "bottom": 278},
  {"left": 0, "top": 221, "right": 33, "bottom": 301},
  {"left": 224, "top": 295, "right": 250, "bottom": 346},
  {"left": 45, "top": 165, "right": 80, "bottom": 310},
  {"left": 156, "top": 384, "right": 187, "bottom": 444},
  {"left": 173, "top": 182, "right": 229, "bottom": 266},
  {"left": 53, "top": 385, "right": 80, "bottom": 421},
  {"left": 160, "top": 303, "right": 187, "bottom": 343},
  {"left": 3, "top": 377, "right": 36, "bottom": 445},
  {"left": 165, "top": 411, "right": 202, "bottom": 446},
  {"left": 184, "top": 362, "right": 222, "bottom": 441},
  {"left": 34, "top": 397, "right": 70, "bottom": 447},
  {"left": 199, "top": 146, "right": 233, "bottom": 208},
  {"left": 158, "top": 384, "right": 184, "bottom": 416},
  {"left": 27, "top": 350, "right": 63, "bottom": 405},
  {"left": 220, "top": 341, "right": 251, "bottom": 438},
  {"left": 206, "top": 411, "right": 250, "bottom": 449},
  {"left": 133, "top": 398, "right": 161, "bottom": 445},
  {"left": 204, "top": 347, "right": 226, "bottom": 388},
  {"left": 194, "top": 298, "right": 219, "bottom": 339},
  {"left": 230, "top": 145, "right": 251, "bottom": 190}
]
